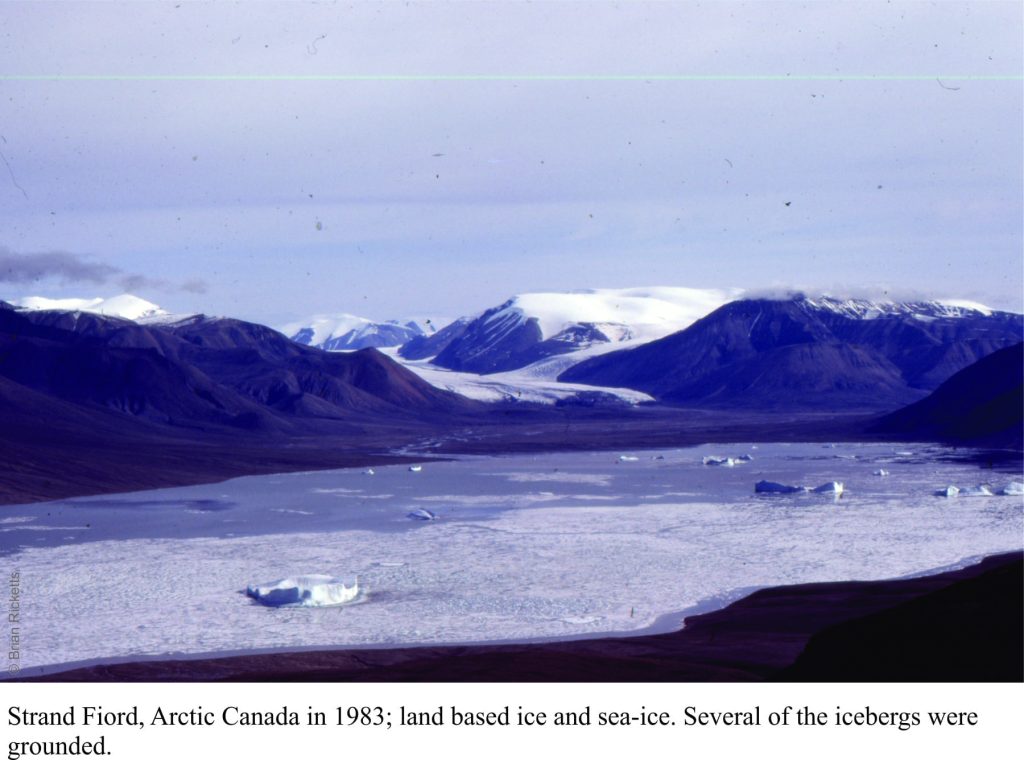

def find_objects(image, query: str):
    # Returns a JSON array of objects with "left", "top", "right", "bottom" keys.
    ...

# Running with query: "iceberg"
[
  {"left": 407, "top": 508, "right": 438, "bottom": 521},
  {"left": 755, "top": 480, "right": 807, "bottom": 494},
  {"left": 1001, "top": 481, "right": 1024, "bottom": 495},
  {"left": 812, "top": 481, "right": 844, "bottom": 495},
  {"left": 959, "top": 485, "right": 994, "bottom": 497},
  {"left": 364, "top": 468, "right": 375, "bottom": 475},
  {"left": 736, "top": 454, "right": 754, "bottom": 462},
  {"left": 935, "top": 486, "right": 960, "bottom": 498},
  {"left": 408, "top": 465, "right": 423, "bottom": 473},
  {"left": 703, "top": 456, "right": 735, "bottom": 467},
  {"left": 873, "top": 469, "right": 890, "bottom": 477},
  {"left": 618, "top": 455, "right": 640, "bottom": 462},
  {"left": 246, "top": 574, "right": 359, "bottom": 607}
]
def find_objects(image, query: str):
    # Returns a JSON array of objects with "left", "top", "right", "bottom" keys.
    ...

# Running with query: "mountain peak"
[{"left": 11, "top": 294, "right": 166, "bottom": 321}]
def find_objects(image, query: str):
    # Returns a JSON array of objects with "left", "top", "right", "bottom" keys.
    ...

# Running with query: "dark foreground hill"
[
  {"left": 560, "top": 297, "right": 1023, "bottom": 411},
  {"left": 871, "top": 342, "right": 1023, "bottom": 448}
]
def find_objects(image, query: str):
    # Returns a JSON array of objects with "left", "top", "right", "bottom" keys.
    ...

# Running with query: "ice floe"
[{"left": 246, "top": 575, "right": 359, "bottom": 607}]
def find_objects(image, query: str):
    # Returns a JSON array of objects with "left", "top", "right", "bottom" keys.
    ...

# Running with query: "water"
[{"left": 3, "top": 442, "right": 1021, "bottom": 674}]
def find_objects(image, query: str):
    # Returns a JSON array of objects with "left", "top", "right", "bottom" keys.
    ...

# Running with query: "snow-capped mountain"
[
  {"left": 10, "top": 294, "right": 166, "bottom": 320},
  {"left": 794, "top": 295, "right": 995, "bottom": 320},
  {"left": 428, "top": 287, "right": 742, "bottom": 375},
  {"left": 560, "top": 294, "right": 1023, "bottom": 410},
  {"left": 281, "top": 313, "right": 447, "bottom": 351}
]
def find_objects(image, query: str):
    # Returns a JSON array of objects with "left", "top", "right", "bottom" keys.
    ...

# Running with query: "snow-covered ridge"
[
  {"left": 483, "top": 287, "right": 743, "bottom": 342},
  {"left": 796, "top": 295, "right": 994, "bottom": 320},
  {"left": 280, "top": 313, "right": 449, "bottom": 351},
  {"left": 11, "top": 294, "right": 166, "bottom": 320}
]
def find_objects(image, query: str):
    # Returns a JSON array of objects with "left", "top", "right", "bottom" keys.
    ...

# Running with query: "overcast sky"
[{"left": 0, "top": 1, "right": 1020, "bottom": 324}]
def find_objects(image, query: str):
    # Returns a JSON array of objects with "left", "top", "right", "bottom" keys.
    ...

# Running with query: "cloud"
[
  {"left": 0, "top": 246, "right": 207, "bottom": 294},
  {"left": 0, "top": 247, "right": 117, "bottom": 284}
]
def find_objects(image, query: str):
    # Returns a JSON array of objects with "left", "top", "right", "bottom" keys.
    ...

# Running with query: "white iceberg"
[
  {"left": 755, "top": 480, "right": 807, "bottom": 494},
  {"left": 703, "top": 456, "right": 735, "bottom": 467},
  {"left": 1001, "top": 481, "right": 1024, "bottom": 495},
  {"left": 812, "top": 481, "right": 844, "bottom": 495},
  {"left": 364, "top": 468, "right": 375, "bottom": 475},
  {"left": 959, "top": 485, "right": 994, "bottom": 497},
  {"left": 618, "top": 455, "right": 640, "bottom": 462},
  {"left": 246, "top": 574, "right": 359, "bottom": 607},
  {"left": 935, "top": 485, "right": 960, "bottom": 498},
  {"left": 407, "top": 508, "right": 438, "bottom": 521},
  {"left": 408, "top": 465, "right": 423, "bottom": 473},
  {"left": 873, "top": 469, "right": 890, "bottom": 477}
]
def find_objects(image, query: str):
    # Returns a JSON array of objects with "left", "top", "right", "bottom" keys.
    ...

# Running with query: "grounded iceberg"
[
  {"left": 959, "top": 485, "right": 994, "bottom": 497},
  {"left": 407, "top": 508, "right": 438, "bottom": 521},
  {"left": 703, "top": 456, "right": 736, "bottom": 467},
  {"left": 246, "top": 574, "right": 359, "bottom": 607},
  {"left": 755, "top": 480, "right": 806, "bottom": 494},
  {"left": 812, "top": 481, "right": 844, "bottom": 495}
]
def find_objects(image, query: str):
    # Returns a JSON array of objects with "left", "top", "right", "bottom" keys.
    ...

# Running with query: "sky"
[{"left": 0, "top": 0, "right": 1020, "bottom": 326}]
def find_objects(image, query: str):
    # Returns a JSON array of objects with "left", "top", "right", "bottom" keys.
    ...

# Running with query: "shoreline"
[
  {"left": 15, "top": 551, "right": 1022, "bottom": 683},
  {"left": 4, "top": 413, "right": 1020, "bottom": 509}
]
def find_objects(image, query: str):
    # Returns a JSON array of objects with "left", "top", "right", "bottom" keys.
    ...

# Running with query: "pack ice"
[{"left": 245, "top": 575, "right": 359, "bottom": 607}]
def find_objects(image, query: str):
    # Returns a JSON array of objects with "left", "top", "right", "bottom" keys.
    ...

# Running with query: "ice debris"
[
  {"left": 409, "top": 465, "right": 423, "bottom": 473},
  {"left": 618, "top": 455, "right": 640, "bottom": 462},
  {"left": 873, "top": 469, "right": 890, "bottom": 477},
  {"left": 935, "top": 486, "right": 960, "bottom": 498},
  {"left": 364, "top": 468, "right": 375, "bottom": 475},
  {"left": 246, "top": 574, "right": 359, "bottom": 607}
]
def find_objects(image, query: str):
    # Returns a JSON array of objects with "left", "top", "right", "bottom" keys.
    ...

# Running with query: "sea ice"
[{"left": 245, "top": 575, "right": 359, "bottom": 607}]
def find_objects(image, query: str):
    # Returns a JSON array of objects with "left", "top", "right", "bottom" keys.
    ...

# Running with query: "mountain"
[
  {"left": 428, "top": 287, "right": 740, "bottom": 374},
  {"left": 398, "top": 317, "right": 472, "bottom": 360},
  {"left": 0, "top": 305, "right": 480, "bottom": 433},
  {"left": 559, "top": 296, "right": 1024, "bottom": 411},
  {"left": 871, "top": 342, "right": 1023, "bottom": 447},
  {"left": 10, "top": 294, "right": 166, "bottom": 320},
  {"left": 281, "top": 313, "right": 445, "bottom": 351}
]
